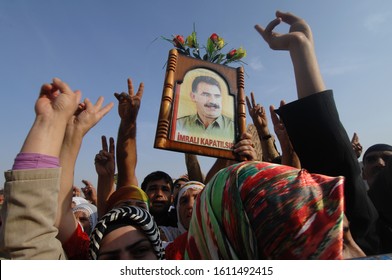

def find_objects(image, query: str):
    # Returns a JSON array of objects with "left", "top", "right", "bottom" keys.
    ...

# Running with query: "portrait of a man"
[{"left": 172, "top": 68, "right": 235, "bottom": 150}]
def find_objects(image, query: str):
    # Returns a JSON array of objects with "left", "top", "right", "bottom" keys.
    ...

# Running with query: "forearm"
[
  {"left": 97, "top": 175, "right": 115, "bottom": 218},
  {"left": 56, "top": 131, "right": 83, "bottom": 244},
  {"left": 281, "top": 145, "right": 301, "bottom": 169},
  {"left": 116, "top": 121, "right": 138, "bottom": 188},
  {"left": 20, "top": 116, "right": 67, "bottom": 157},
  {"left": 260, "top": 136, "right": 280, "bottom": 162},
  {"left": 290, "top": 37, "right": 326, "bottom": 99},
  {"left": 185, "top": 154, "right": 204, "bottom": 182}
]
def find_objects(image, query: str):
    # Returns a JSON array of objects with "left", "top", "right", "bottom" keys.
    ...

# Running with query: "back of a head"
[{"left": 105, "top": 185, "right": 149, "bottom": 213}]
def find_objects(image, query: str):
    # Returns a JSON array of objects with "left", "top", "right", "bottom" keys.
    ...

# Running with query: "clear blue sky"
[{"left": 1, "top": 0, "right": 391, "bottom": 189}]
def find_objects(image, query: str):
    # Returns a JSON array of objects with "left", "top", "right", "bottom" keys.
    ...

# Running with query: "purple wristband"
[{"left": 12, "top": 153, "right": 60, "bottom": 170}]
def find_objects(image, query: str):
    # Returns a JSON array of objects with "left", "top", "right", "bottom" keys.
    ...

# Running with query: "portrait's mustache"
[{"left": 204, "top": 102, "right": 220, "bottom": 109}]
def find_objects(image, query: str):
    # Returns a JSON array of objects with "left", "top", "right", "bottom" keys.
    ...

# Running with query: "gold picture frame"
[{"left": 154, "top": 48, "right": 246, "bottom": 160}]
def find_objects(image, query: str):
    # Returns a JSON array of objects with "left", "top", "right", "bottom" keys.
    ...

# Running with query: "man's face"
[
  {"left": 362, "top": 150, "right": 392, "bottom": 187},
  {"left": 144, "top": 179, "right": 173, "bottom": 215},
  {"left": 178, "top": 188, "right": 202, "bottom": 230},
  {"left": 191, "top": 81, "right": 222, "bottom": 121}
]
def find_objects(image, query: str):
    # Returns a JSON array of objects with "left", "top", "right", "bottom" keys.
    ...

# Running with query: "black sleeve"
[{"left": 276, "top": 90, "right": 379, "bottom": 255}]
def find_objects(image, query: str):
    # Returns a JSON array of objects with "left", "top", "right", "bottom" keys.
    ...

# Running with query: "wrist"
[{"left": 21, "top": 117, "right": 67, "bottom": 157}]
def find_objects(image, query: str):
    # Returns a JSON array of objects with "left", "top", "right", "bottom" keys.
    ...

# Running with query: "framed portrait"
[{"left": 154, "top": 48, "right": 246, "bottom": 160}]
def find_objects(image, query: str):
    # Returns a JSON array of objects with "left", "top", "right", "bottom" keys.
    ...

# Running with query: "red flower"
[
  {"left": 226, "top": 49, "right": 237, "bottom": 59},
  {"left": 210, "top": 33, "right": 218, "bottom": 42},
  {"left": 173, "top": 35, "right": 185, "bottom": 47}
]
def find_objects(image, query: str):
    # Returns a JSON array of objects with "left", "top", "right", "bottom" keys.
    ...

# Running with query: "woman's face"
[
  {"left": 179, "top": 188, "right": 202, "bottom": 230},
  {"left": 98, "top": 225, "right": 157, "bottom": 260},
  {"left": 73, "top": 210, "right": 92, "bottom": 235}
]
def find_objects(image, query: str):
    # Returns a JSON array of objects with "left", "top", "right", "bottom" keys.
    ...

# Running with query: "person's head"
[
  {"left": 90, "top": 206, "right": 164, "bottom": 260},
  {"left": 105, "top": 185, "right": 149, "bottom": 213},
  {"left": 141, "top": 171, "right": 173, "bottom": 217},
  {"left": 175, "top": 181, "right": 204, "bottom": 233},
  {"left": 190, "top": 76, "right": 222, "bottom": 123},
  {"left": 173, "top": 176, "right": 189, "bottom": 199},
  {"left": 71, "top": 196, "right": 89, "bottom": 208},
  {"left": 72, "top": 202, "right": 98, "bottom": 235},
  {"left": 185, "top": 161, "right": 363, "bottom": 260},
  {"left": 362, "top": 144, "right": 392, "bottom": 188}
]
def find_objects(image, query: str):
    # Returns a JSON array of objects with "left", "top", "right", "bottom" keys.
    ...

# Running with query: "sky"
[{"left": 1, "top": 0, "right": 391, "bottom": 189}]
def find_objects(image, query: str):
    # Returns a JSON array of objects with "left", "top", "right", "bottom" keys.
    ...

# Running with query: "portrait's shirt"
[{"left": 175, "top": 114, "right": 235, "bottom": 150}]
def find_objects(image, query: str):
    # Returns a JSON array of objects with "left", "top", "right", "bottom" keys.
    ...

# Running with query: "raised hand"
[
  {"left": 255, "top": 11, "right": 325, "bottom": 99},
  {"left": 81, "top": 180, "right": 98, "bottom": 206},
  {"left": 246, "top": 92, "right": 269, "bottom": 134},
  {"left": 254, "top": 11, "right": 313, "bottom": 51},
  {"left": 35, "top": 78, "right": 81, "bottom": 120},
  {"left": 114, "top": 78, "right": 144, "bottom": 124},
  {"left": 351, "top": 132, "right": 363, "bottom": 159},
  {"left": 66, "top": 97, "right": 114, "bottom": 137},
  {"left": 94, "top": 136, "right": 115, "bottom": 178},
  {"left": 269, "top": 101, "right": 288, "bottom": 143}
]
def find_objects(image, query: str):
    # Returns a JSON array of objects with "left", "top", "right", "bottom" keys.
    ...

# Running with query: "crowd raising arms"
[{"left": 0, "top": 11, "right": 390, "bottom": 260}]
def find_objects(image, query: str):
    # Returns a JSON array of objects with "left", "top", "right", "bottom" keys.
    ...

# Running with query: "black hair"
[
  {"left": 141, "top": 171, "right": 174, "bottom": 193},
  {"left": 191, "top": 75, "right": 221, "bottom": 93}
]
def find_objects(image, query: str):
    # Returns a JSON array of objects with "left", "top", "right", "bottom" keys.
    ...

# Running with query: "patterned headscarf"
[
  {"left": 72, "top": 202, "right": 98, "bottom": 232},
  {"left": 176, "top": 181, "right": 205, "bottom": 234},
  {"left": 185, "top": 161, "right": 344, "bottom": 260},
  {"left": 105, "top": 185, "right": 149, "bottom": 213},
  {"left": 90, "top": 205, "right": 164, "bottom": 260}
]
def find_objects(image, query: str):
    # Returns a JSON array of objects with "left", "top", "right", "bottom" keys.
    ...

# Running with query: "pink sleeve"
[{"left": 12, "top": 153, "right": 60, "bottom": 170}]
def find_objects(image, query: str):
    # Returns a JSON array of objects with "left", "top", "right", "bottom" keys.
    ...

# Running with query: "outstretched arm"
[
  {"left": 255, "top": 11, "right": 325, "bottom": 99},
  {"left": 1, "top": 78, "right": 80, "bottom": 259},
  {"left": 185, "top": 153, "right": 204, "bottom": 182},
  {"left": 95, "top": 135, "right": 116, "bottom": 218},
  {"left": 56, "top": 97, "right": 113, "bottom": 244},
  {"left": 115, "top": 78, "right": 144, "bottom": 189},
  {"left": 255, "top": 11, "right": 379, "bottom": 254}
]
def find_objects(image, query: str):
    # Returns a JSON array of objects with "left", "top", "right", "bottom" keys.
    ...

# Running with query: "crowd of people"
[{"left": 0, "top": 11, "right": 391, "bottom": 260}]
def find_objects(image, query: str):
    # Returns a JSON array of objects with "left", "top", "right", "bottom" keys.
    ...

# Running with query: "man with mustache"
[{"left": 176, "top": 75, "right": 234, "bottom": 146}]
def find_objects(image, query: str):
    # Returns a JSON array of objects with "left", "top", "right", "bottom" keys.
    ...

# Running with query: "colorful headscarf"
[
  {"left": 90, "top": 205, "right": 164, "bottom": 260},
  {"left": 185, "top": 161, "right": 344, "bottom": 260},
  {"left": 176, "top": 181, "right": 205, "bottom": 234},
  {"left": 72, "top": 202, "right": 98, "bottom": 232},
  {"left": 105, "top": 185, "right": 149, "bottom": 213}
]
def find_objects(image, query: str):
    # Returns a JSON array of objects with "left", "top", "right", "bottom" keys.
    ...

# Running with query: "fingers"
[
  {"left": 39, "top": 83, "right": 54, "bottom": 97},
  {"left": 136, "top": 82, "right": 144, "bottom": 99},
  {"left": 98, "top": 101, "right": 114, "bottom": 119},
  {"left": 269, "top": 105, "right": 280, "bottom": 127},
  {"left": 245, "top": 95, "right": 252, "bottom": 112},
  {"left": 250, "top": 92, "right": 256, "bottom": 107},
  {"left": 127, "top": 78, "right": 134, "bottom": 96},
  {"left": 109, "top": 137, "right": 115, "bottom": 154},
  {"left": 276, "top": 11, "right": 301, "bottom": 25},
  {"left": 280, "top": 100, "right": 286, "bottom": 107},
  {"left": 101, "top": 135, "right": 108, "bottom": 152}
]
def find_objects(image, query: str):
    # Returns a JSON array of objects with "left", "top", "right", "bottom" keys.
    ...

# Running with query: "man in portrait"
[{"left": 175, "top": 75, "right": 235, "bottom": 145}]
